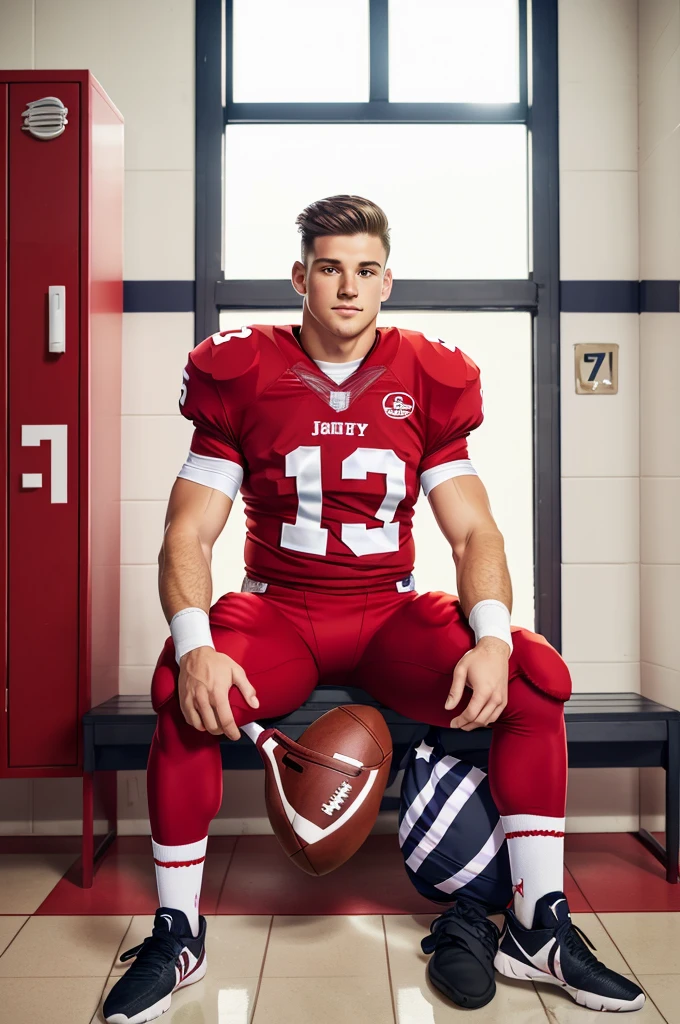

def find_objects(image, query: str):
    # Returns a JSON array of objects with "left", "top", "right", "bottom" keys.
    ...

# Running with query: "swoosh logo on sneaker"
[{"left": 549, "top": 898, "right": 567, "bottom": 920}]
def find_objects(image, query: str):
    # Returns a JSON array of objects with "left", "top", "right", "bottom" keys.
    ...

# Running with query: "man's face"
[{"left": 292, "top": 233, "right": 393, "bottom": 339}]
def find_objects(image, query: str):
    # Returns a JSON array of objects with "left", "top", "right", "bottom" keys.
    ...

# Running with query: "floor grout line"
[
  {"left": 249, "top": 915, "right": 274, "bottom": 1022},
  {"left": 592, "top": 909, "right": 636, "bottom": 974},
  {"left": 212, "top": 835, "right": 240, "bottom": 912},
  {"left": 381, "top": 916, "right": 398, "bottom": 1024}
]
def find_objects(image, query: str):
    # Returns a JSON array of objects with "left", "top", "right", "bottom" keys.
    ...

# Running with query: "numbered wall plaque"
[{"left": 574, "top": 343, "right": 619, "bottom": 395}]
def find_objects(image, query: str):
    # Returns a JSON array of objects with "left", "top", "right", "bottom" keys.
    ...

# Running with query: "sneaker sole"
[
  {"left": 494, "top": 950, "right": 646, "bottom": 1013},
  {"left": 105, "top": 955, "right": 208, "bottom": 1024}
]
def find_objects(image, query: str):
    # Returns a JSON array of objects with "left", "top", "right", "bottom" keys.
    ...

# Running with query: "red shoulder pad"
[
  {"left": 190, "top": 325, "right": 264, "bottom": 381},
  {"left": 401, "top": 329, "right": 480, "bottom": 388}
]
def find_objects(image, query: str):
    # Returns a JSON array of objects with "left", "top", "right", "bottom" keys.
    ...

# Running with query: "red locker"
[{"left": 0, "top": 71, "right": 123, "bottom": 778}]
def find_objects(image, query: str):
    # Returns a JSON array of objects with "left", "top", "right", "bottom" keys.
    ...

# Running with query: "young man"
[{"left": 104, "top": 196, "right": 644, "bottom": 1022}]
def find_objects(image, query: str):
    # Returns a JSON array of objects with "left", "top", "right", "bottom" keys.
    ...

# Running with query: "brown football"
[{"left": 245, "top": 706, "right": 392, "bottom": 875}]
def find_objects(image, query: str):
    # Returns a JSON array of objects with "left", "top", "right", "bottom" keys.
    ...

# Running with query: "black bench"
[{"left": 81, "top": 689, "right": 680, "bottom": 888}]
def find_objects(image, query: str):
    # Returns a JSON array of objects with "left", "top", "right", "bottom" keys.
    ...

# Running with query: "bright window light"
[
  {"left": 224, "top": 123, "right": 528, "bottom": 280},
  {"left": 389, "top": 0, "right": 520, "bottom": 102},
  {"left": 232, "top": 0, "right": 370, "bottom": 103}
]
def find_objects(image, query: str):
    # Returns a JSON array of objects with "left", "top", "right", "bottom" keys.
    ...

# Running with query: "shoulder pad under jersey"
[
  {"left": 189, "top": 325, "right": 286, "bottom": 382},
  {"left": 398, "top": 328, "right": 480, "bottom": 388}
]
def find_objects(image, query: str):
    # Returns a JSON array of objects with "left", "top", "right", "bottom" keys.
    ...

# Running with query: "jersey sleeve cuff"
[
  {"left": 420, "top": 459, "right": 478, "bottom": 497},
  {"left": 177, "top": 450, "right": 244, "bottom": 500}
]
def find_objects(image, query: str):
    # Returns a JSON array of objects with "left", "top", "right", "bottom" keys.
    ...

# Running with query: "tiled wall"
[
  {"left": 638, "top": 0, "right": 680, "bottom": 831},
  {"left": 0, "top": 0, "right": 671, "bottom": 835}
]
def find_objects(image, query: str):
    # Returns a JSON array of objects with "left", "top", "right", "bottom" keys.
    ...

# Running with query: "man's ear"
[
  {"left": 291, "top": 260, "right": 306, "bottom": 296},
  {"left": 381, "top": 267, "right": 393, "bottom": 301}
]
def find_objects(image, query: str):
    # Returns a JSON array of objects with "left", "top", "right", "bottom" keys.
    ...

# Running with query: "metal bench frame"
[{"left": 82, "top": 689, "right": 680, "bottom": 889}]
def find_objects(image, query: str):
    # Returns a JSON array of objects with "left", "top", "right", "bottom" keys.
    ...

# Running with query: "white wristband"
[
  {"left": 170, "top": 607, "right": 215, "bottom": 665},
  {"left": 468, "top": 599, "right": 513, "bottom": 653}
]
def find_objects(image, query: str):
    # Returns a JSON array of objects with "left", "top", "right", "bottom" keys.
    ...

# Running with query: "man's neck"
[{"left": 296, "top": 320, "right": 378, "bottom": 364}]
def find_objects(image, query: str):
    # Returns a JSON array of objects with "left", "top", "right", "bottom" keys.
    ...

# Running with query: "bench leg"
[
  {"left": 80, "top": 771, "right": 118, "bottom": 889},
  {"left": 666, "top": 719, "right": 679, "bottom": 883}
]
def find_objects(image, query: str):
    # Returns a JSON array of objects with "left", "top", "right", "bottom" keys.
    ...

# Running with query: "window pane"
[
  {"left": 215, "top": 309, "right": 534, "bottom": 629},
  {"left": 389, "top": 0, "right": 520, "bottom": 103},
  {"left": 232, "top": 0, "right": 370, "bottom": 103},
  {"left": 224, "top": 124, "right": 528, "bottom": 279}
]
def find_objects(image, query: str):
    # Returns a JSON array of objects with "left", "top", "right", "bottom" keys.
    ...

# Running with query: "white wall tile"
[
  {"left": 121, "top": 501, "right": 166, "bottom": 566},
  {"left": 640, "top": 315, "right": 680, "bottom": 478},
  {"left": 560, "top": 172, "right": 639, "bottom": 280},
  {"left": 639, "top": 766, "right": 666, "bottom": 833},
  {"left": 639, "top": 0, "right": 679, "bottom": 68},
  {"left": 562, "top": 564, "right": 639, "bottom": 663},
  {"left": 559, "top": 0, "right": 638, "bottom": 90},
  {"left": 641, "top": 478, "right": 680, "bottom": 564},
  {"left": 562, "top": 477, "right": 639, "bottom": 563},
  {"left": 561, "top": 315, "right": 640, "bottom": 478},
  {"left": 121, "top": 415, "right": 193, "bottom": 501},
  {"left": 0, "top": 0, "right": 34, "bottom": 68},
  {"left": 560, "top": 84, "right": 638, "bottom": 171},
  {"left": 122, "top": 313, "right": 194, "bottom": 415},
  {"left": 124, "top": 172, "right": 194, "bottom": 281},
  {"left": 118, "top": 666, "right": 154, "bottom": 696},
  {"left": 35, "top": 0, "right": 194, "bottom": 171},
  {"left": 639, "top": 40, "right": 680, "bottom": 162},
  {"left": 0, "top": 780, "right": 32, "bottom": 835},
  {"left": 566, "top": 768, "right": 639, "bottom": 832},
  {"left": 639, "top": 128, "right": 680, "bottom": 279},
  {"left": 119, "top": 565, "right": 169, "bottom": 666},
  {"left": 641, "top": 565, "right": 680, "bottom": 671},
  {"left": 641, "top": 660, "right": 680, "bottom": 709},
  {"left": 32, "top": 778, "right": 81, "bottom": 835},
  {"left": 567, "top": 661, "right": 640, "bottom": 693}
]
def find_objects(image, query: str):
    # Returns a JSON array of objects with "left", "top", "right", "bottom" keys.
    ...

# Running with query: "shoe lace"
[
  {"left": 556, "top": 919, "right": 600, "bottom": 969},
  {"left": 119, "top": 930, "right": 183, "bottom": 980},
  {"left": 421, "top": 901, "right": 500, "bottom": 963}
]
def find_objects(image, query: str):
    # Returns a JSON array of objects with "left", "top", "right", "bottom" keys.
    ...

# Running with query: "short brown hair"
[{"left": 295, "top": 195, "right": 391, "bottom": 267}]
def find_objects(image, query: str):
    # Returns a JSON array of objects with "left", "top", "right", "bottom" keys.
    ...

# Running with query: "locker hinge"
[{"left": 4, "top": 689, "right": 7, "bottom": 713}]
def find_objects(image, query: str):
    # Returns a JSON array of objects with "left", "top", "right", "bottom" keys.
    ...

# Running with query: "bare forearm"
[
  {"left": 158, "top": 528, "right": 213, "bottom": 624},
  {"left": 456, "top": 528, "right": 513, "bottom": 620}
]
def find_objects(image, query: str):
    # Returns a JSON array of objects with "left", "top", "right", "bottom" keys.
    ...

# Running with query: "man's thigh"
[
  {"left": 354, "top": 590, "right": 571, "bottom": 725},
  {"left": 354, "top": 591, "right": 474, "bottom": 726},
  {"left": 151, "top": 591, "right": 320, "bottom": 727}
]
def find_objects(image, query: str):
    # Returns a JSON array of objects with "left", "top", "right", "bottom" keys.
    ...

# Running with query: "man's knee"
[{"left": 510, "top": 628, "right": 572, "bottom": 702}]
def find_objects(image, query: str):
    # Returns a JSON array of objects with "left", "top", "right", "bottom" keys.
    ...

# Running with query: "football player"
[{"left": 104, "top": 196, "right": 644, "bottom": 1022}]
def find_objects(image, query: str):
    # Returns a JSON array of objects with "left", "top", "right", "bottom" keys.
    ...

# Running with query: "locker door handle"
[{"left": 49, "top": 286, "right": 66, "bottom": 353}]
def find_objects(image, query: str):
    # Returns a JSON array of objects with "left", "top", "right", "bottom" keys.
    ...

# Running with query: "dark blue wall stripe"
[
  {"left": 561, "top": 280, "right": 680, "bottom": 314},
  {"left": 124, "top": 280, "right": 195, "bottom": 313},
  {"left": 121, "top": 280, "right": 680, "bottom": 315},
  {"left": 560, "top": 281, "right": 639, "bottom": 313},
  {"left": 640, "top": 280, "right": 680, "bottom": 313}
]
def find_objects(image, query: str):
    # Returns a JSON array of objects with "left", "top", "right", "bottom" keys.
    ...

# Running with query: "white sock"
[
  {"left": 152, "top": 836, "right": 207, "bottom": 938},
  {"left": 501, "top": 814, "right": 565, "bottom": 929}
]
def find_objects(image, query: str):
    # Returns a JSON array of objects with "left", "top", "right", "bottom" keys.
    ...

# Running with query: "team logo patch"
[{"left": 382, "top": 392, "right": 414, "bottom": 419}]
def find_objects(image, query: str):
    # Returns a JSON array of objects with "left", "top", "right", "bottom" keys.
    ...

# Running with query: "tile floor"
[{"left": 0, "top": 832, "right": 678, "bottom": 1023}]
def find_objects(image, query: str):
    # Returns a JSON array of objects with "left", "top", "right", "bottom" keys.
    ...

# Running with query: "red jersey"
[{"left": 178, "top": 323, "right": 483, "bottom": 593}]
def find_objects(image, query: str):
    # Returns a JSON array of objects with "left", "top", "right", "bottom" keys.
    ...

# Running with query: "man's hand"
[
  {"left": 178, "top": 647, "right": 259, "bottom": 740},
  {"left": 445, "top": 637, "right": 510, "bottom": 731}
]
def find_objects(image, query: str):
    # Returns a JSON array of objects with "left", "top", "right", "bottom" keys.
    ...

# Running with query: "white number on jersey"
[{"left": 280, "top": 446, "right": 406, "bottom": 558}]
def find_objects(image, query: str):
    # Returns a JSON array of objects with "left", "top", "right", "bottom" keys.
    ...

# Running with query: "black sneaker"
[
  {"left": 494, "top": 891, "right": 645, "bottom": 1012},
  {"left": 103, "top": 908, "right": 207, "bottom": 1023},
  {"left": 421, "top": 899, "right": 501, "bottom": 1009}
]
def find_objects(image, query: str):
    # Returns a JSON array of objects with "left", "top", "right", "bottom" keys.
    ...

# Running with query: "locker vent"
[{"left": 21, "top": 96, "right": 69, "bottom": 141}]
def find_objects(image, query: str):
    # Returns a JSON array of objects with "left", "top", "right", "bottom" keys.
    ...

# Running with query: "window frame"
[{"left": 195, "top": 0, "right": 561, "bottom": 649}]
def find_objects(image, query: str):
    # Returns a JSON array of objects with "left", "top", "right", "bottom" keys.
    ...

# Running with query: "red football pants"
[{"left": 148, "top": 585, "right": 571, "bottom": 845}]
